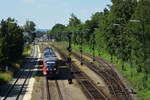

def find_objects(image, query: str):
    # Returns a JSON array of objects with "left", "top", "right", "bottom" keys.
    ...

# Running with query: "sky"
[{"left": 0, "top": 0, "right": 111, "bottom": 29}]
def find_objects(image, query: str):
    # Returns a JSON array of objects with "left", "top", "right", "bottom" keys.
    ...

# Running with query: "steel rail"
[
  {"left": 46, "top": 77, "right": 51, "bottom": 100},
  {"left": 16, "top": 45, "right": 38, "bottom": 100},
  {"left": 55, "top": 80, "right": 63, "bottom": 100},
  {"left": 71, "top": 51, "right": 118, "bottom": 100},
  {"left": 83, "top": 52, "right": 131, "bottom": 100}
]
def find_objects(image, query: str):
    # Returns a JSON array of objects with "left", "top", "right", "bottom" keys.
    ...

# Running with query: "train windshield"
[
  {"left": 46, "top": 62, "right": 55, "bottom": 68},
  {"left": 44, "top": 52, "right": 50, "bottom": 56}
]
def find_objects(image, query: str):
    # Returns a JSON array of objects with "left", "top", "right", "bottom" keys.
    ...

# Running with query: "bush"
[
  {"left": 12, "top": 62, "right": 21, "bottom": 69},
  {"left": 0, "top": 72, "right": 12, "bottom": 84}
]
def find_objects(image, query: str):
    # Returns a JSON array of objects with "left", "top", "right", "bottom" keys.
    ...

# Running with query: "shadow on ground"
[{"left": 0, "top": 56, "right": 38, "bottom": 97}]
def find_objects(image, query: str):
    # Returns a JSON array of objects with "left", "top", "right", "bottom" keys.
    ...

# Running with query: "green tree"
[
  {"left": 0, "top": 18, "right": 24, "bottom": 70},
  {"left": 127, "top": 0, "right": 150, "bottom": 81},
  {"left": 24, "top": 20, "right": 36, "bottom": 42},
  {"left": 48, "top": 24, "right": 66, "bottom": 41},
  {"left": 68, "top": 13, "right": 81, "bottom": 27},
  {"left": 103, "top": 0, "right": 137, "bottom": 69},
  {"left": 67, "top": 14, "right": 81, "bottom": 44}
]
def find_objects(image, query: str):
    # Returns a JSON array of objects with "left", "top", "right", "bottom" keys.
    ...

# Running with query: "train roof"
[
  {"left": 44, "top": 52, "right": 56, "bottom": 56},
  {"left": 44, "top": 47, "right": 51, "bottom": 50},
  {"left": 43, "top": 47, "right": 56, "bottom": 57},
  {"left": 44, "top": 47, "right": 52, "bottom": 52},
  {"left": 43, "top": 47, "right": 57, "bottom": 62}
]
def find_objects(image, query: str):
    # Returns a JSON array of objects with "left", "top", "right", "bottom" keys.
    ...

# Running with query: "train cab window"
[{"left": 46, "top": 63, "right": 55, "bottom": 68}]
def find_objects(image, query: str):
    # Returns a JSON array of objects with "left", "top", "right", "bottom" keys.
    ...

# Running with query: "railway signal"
[
  {"left": 92, "top": 28, "right": 97, "bottom": 62},
  {"left": 80, "top": 31, "right": 83, "bottom": 65},
  {"left": 92, "top": 39, "right": 95, "bottom": 62},
  {"left": 67, "top": 32, "right": 73, "bottom": 84}
]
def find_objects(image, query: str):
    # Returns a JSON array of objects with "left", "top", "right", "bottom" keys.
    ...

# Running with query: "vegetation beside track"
[
  {"left": 51, "top": 42, "right": 150, "bottom": 100},
  {"left": 0, "top": 17, "right": 37, "bottom": 85},
  {"left": 72, "top": 44, "right": 150, "bottom": 100},
  {"left": 23, "top": 45, "right": 32, "bottom": 57},
  {"left": 0, "top": 72, "right": 13, "bottom": 84},
  {"left": 0, "top": 18, "right": 23, "bottom": 84},
  {"left": 0, "top": 44, "right": 32, "bottom": 85}
]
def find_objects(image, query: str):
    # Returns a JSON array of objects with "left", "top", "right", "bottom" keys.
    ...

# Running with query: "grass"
[
  {"left": 52, "top": 42, "right": 150, "bottom": 100},
  {"left": 0, "top": 72, "right": 12, "bottom": 85},
  {"left": 23, "top": 44, "right": 32, "bottom": 57}
]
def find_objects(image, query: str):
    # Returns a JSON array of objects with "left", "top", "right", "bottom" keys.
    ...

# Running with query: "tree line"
[
  {"left": 0, "top": 18, "right": 24, "bottom": 71},
  {"left": 0, "top": 18, "right": 36, "bottom": 71},
  {"left": 48, "top": 0, "right": 150, "bottom": 80}
]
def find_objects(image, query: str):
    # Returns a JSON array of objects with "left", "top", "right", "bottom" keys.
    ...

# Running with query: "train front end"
[
  {"left": 43, "top": 47, "right": 58, "bottom": 77},
  {"left": 45, "top": 60, "right": 57, "bottom": 75}
]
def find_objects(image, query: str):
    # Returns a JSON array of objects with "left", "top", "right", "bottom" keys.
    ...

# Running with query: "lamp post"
[{"left": 67, "top": 32, "right": 73, "bottom": 84}]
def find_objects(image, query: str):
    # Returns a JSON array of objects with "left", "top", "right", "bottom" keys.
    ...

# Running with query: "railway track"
[
  {"left": 72, "top": 64, "right": 108, "bottom": 100},
  {"left": 71, "top": 51, "right": 131, "bottom": 100},
  {"left": 88, "top": 54, "right": 131, "bottom": 99},
  {"left": 55, "top": 80, "right": 63, "bottom": 100},
  {"left": 46, "top": 77, "right": 64, "bottom": 100},
  {"left": 43, "top": 44, "right": 64, "bottom": 100},
  {"left": 46, "top": 77, "right": 51, "bottom": 100},
  {"left": 3, "top": 45, "right": 38, "bottom": 100},
  {"left": 53, "top": 46, "right": 109, "bottom": 100}
]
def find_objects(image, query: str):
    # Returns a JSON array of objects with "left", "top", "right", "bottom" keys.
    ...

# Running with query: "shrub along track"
[
  {"left": 71, "top": 51, "right": 132, "bottom": 100},
  {"left": 53, "top": 46, "right": 109, "bottom": 100}
]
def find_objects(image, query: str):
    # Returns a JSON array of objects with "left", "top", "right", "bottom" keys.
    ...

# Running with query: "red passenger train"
[{"left": 42, "top": 47, "right": 58, "bottom": 77}]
